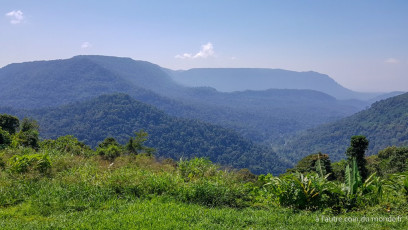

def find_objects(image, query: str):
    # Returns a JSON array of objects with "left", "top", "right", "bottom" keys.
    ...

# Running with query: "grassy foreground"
[
  {"left": 1, "top": 197, "right": 407, "bottom": 229},
  {"left": 0, "top": 148, "right": 407, "bottom": 229},
  {"left": 1, "top": 124, "right": 407, "bottom": 230}
]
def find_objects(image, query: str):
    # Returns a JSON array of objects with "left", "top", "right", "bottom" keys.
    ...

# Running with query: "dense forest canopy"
[
  {"left": 282, "top": 92, "right": 408, "bottom": 163},
  {"left": 1, "top": 94, "right": 289, "bottom": 174},
  {"left": 0, "top": 56, "right": 373, "bottom": 147}
]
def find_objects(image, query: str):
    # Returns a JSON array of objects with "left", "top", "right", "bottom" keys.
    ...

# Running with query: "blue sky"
[{"left": 2, "top": 0, "right": 407, "bottom": 92}]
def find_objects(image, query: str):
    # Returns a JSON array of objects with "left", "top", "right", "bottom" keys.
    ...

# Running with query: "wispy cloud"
[
  {"left": 385, "top": 58, "right": 400, "bottom": 64},
  {"left": 81, "top": 42, "right": 92, "bottom": 49},
  {"left": 175, "top": 42, "right": 215, "bottom": 59},
  {"left": 5, "top": 10, "right": 25, "bottom": 24},
  {"left": 175, "top": 53, "right": 193, "bottom": 59}
]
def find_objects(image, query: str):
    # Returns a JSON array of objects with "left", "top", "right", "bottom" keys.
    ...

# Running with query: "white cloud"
[
  {"left": 194, "top": 42, "right": 215, "bottom": 58},
  {"left": 5, "top": 10, "right": 24, "bottom": 24},
  {"left": 175, "top": 53, "right": 193, "bottom": 59},
  {"left": 385, "top": 58, "right": 400, "bottom": 64},
  {"left": 175, "top": 42, "right": 215, "bottom": 59},
  {"left": 81, "top": 42, "right": 92, "bottom": 49}
]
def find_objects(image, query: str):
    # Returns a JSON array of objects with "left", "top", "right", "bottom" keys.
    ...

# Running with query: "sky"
[{"left": 1, "top": 0, "right": 407, "bottom": 92}]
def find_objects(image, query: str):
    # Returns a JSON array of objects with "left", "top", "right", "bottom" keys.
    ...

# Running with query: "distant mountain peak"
[{"left": 168, "top": 68, "right": 382, "bottom": 100}]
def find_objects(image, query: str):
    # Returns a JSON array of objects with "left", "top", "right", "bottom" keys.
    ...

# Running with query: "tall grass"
[{"left": 0, "top": 146, "right": 408, "bottom": 229}]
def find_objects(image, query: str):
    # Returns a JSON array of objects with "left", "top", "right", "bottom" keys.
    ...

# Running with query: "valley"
[{"left": 0, "top": 55, "right": 406, "bottom": 171}]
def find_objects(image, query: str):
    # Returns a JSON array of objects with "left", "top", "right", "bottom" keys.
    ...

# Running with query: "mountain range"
[
  {"left": 1, "top": 55, "right": 407, "bottom": 173},
  {"left": 0, "top": 55, "right": 370, "bottom": 145},
  {"left": 168, "top": 68, "right": 393, "bottom": 100}
]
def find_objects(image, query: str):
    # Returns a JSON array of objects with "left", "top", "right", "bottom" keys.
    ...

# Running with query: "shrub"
[
  {"left": 178, "top": 158, "right": 218, "bottom": 182},
  {"left": 8, "top": 152, "right": 51, "bottom": 174},
  {"left": 0, "top": 128, "right": 11, "bottom": 149},
  {"left": 0, "top": 114, "right": 19, "bottom": 135},
  {"left": 291, "top": 153, "right": 334, "bottom": 180},
  {"left": 377, "top": 146, "right": 408, "bottom": 176},
  {"left": 125, "top": 130, "right": 155, "bottom": 155},
  {"left": 40, "top": 135, "right": 92, "bottom": 156},
  {"left": 178, "top": 178, "right": 251, "bottom": 208},
  {"left": 0, "top": 154, "right": 5, "bottom": 170},
  {"left": 236, "top": 168, "right": 257, "bottom": 183},
  {"left": 265, "top": 172, "right": 333, "bottom": 210},
  {"left": 12, "top": 118, "right": 40, "bottom": 150},
  {"left": 331, "top": 160, "right": 347, "bottom": 182},
  {"left": 97, "top": 145, "right": 121, "bottom": 161}
]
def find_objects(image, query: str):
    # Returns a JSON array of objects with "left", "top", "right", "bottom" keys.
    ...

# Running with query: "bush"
[
  {"left": 0, "top": 154, "right": 5, "bottom": 170},
  {"left": 40, "top": 135, "right": 93, "bottom": 156},
  {"left": 0, "top": 128, "right": 11, "bottom": 149},
  {"left": 125, "top": 130, "right": 155, "bottom": 155},
  {"left": 332, "top": 160, "right": 347, "bottom": 182},
  {"left": 0, "top": 114, "right": 19, "bottom": 135},
  {"left": 377, "top": 146, "right": 408, "bottom": 176},
  {"left": 12, "top": 118, "right": 40, "bottom": 150},
  {"left": 179, "top": 179, "right": 250, "bottom": 207},
  {"left": 264, "top": 172, "right": 332, "bottom": 210},
  {"left": 97, "top": 145, "right": 122, "bottom": 161},
  {"left": 8, "top": 152, "right": 51, "bottom": 174},
  {"left": 178, "top": 158, "right": 218, "bottom": 182}
]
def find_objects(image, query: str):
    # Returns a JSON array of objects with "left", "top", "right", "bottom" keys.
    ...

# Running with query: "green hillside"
[
  {"left": 0, "top": 56, "right": 365, "bottom": 145},
  {"left": 282, "top": 92, "right": 408, "bottom": 163},
  {"left": 0, "top": 57, "right": 138, "bottom": 108},
  {"left": 12, "top": 94, "right": 288, "bottom": 174}
]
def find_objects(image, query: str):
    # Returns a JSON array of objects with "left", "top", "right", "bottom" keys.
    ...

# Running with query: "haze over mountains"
[
  {"left": 169, "top": 68, "right": 392, "bottom": 100},
  {"left": 1, "top": 55, "right": 407, "bottom": 173},
  {"left": 0, "top": 56, "right": 370, "bottom": 144}
]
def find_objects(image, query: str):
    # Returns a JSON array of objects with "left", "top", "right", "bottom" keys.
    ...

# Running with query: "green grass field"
[
  {"left": 1, "top": 197, "right": 407, "bottom": 229},
  {"left": 1, "top": 127, "right": 407, "bottom": 230},
  {"left": 0, "top": 150, "right": 407, "bottom": 230}
]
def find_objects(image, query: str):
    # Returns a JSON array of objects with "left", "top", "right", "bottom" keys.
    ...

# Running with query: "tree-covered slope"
[
  {"left": 282, "top": 92, "right": 408, "bottom": 163},
  {"left": 177, "top": 88, "right": 365, "bottom": 144},
  {"left": 21, "top": 94, "right": 288, "bottom": 174},
  {"left": 0, "top": 55, "right": 366, "bottom": 146},
  {"left": 0, "top": 57, "right": 138, "bottom": 108},
  {"left": 77, "top": 55, "right": 183, "bottom": 95}
]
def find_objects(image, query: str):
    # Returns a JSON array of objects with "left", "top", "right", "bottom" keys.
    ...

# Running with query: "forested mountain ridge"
[
  {"left": 1, "top": 56, "right": 407, "bottom": 174},
  {"left": 0, "top": 55, "right": 368, "bottom": 146},
  {"left": 5, "top": 93, "right": 289, "bottom": 174},
  {"left": 74, "top": 55, "right": 183, "bottom": 95},
  {"left": 168, "top": 68, "right": 383, "bottom": 100},
  {"left": 282, "top": 92, "right": 408, "bottom": 164},
  {"left": 0, "top": 57, "right": 136, "bottom": 108}
]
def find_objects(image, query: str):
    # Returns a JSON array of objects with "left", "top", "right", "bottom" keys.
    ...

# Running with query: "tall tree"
[
  {"left": 98, "top": 137, "right": 119, "bottom": 148},
  {"left": 125, "top": 130, "right": 155, "bottom": 155},
  {"left": 14, "top": 118, "right": 40, "bottom": 150},
  {"left": 0, "top": 114, "right": 20, "bottom": 135},
  {"left": 0, "top": 128, "right": 11, "bottom": 149},
  {"left": 346, "top": 135, "right": 369, "bottom": 181}
]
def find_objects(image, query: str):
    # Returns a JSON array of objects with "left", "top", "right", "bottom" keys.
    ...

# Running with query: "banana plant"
[
  {"left": 315, "top": 155, "right": 326, "bottom": 178},
  {"left": 359, "top": 173, "right": 383, "bottom": 205},
  {"left": 344, "top": 157, "right": 362, "bottom": 196},
  {"left": 295, "top": 173, "right": 320, "bottom": 203}
]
